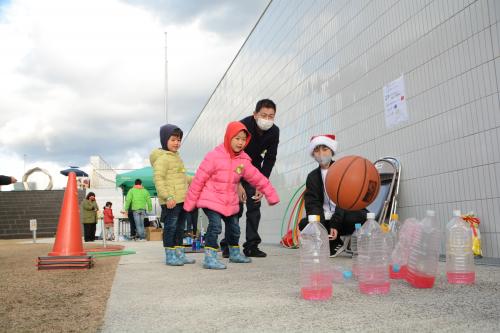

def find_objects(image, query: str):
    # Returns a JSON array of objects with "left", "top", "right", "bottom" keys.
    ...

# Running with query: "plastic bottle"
[
  {"left": 405, "top": 210, "right": 441, "bottom": 288},
  {"left": 351, "top": 223, "right": 362, "bottom": 278},
  {"left": 299, "top": 215, "right": 332, "bottom": 300},
  {"left": 382, "top": 227, "right": 395, "bottom": 265},
  {"left": 389, "top": 213, "right": 401, "bottom": 242},
  {"left": 389, "top": 217, "right": 419, "bottom": 279},
  {"left": 192, "top": 237, "right": 200, "bottom": 251},
  {"left": 199, "top": 227, "right": 205, "bottom": 248},
  {"left": 358, "top": 213, "right": 391, "bottom": 295},
  {"left": 446, "top": 210, "right": 475, "bottom": 284}
]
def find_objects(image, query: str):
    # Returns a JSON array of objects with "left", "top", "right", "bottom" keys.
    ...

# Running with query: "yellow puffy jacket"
[{"left": 150, "top": 148, "right": 190, "bottom": 205}]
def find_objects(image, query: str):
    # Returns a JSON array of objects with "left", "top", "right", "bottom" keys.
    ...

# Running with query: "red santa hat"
[{"left": 308, "top": 134, "right": 337, "bottom": 156}]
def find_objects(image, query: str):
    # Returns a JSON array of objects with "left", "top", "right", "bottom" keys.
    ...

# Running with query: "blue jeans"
[
  {"left": 162, "top": 203, "right": 186, "bottom": 247},
  {"left": 133, "top": 210, "right": 146, "bottom": 239},
  {"left": 203, "top": 208, "right": 240, "bottom": 249}
]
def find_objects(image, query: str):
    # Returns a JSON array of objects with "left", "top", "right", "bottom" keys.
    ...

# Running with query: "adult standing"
[
  {"left": 82, "top": 192, "right": 98, "bottom": 242},
  {"left": 221, "top": 99, "right": 279, "bottom": 258},
  {"left": 124, "top": 179, "right": 152, "bottom": 241}
]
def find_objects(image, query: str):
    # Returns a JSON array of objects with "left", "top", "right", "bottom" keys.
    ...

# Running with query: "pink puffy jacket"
[{"left": 183, "top": 122, "right": 280, "bottom": 217}]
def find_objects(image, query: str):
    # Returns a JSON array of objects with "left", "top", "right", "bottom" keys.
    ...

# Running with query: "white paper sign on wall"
[
  {"left": 29, "top": 219, "right": 37, "bottom": 231},
  {"left": 383, "top": 75, "right": 409, "bottom": 128}
]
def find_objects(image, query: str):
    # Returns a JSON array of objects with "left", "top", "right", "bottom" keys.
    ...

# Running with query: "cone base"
[{"left": 48, "top": 251, "right": 86, "bottom": 256}]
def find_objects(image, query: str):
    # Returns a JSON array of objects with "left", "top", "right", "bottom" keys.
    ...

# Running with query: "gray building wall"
[{"left": 182, "top": 0, "right": 500, "bottom": 258}]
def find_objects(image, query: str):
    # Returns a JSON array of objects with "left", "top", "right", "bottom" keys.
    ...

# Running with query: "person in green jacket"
[
  {"left": 150, "top": 124, "right": 194, "bottom": 266},
  {"left": 124, "top": 179, "right": 152, "bottom": 241},
  {"left": 82, "top": 192, "right": 99, "bottom": 242}
]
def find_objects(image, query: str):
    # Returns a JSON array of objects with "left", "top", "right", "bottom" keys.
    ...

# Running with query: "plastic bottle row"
[
  {"left": 390, "top": 210, "right": 475, "bottom": 286},
  {"left": 299, "top": 209, "right": 476, "bottom": 300}
]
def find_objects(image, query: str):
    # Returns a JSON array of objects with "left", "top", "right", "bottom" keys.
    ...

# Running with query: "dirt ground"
[{"left": 0, "top": 239, "right": 119, "bottom": 333}]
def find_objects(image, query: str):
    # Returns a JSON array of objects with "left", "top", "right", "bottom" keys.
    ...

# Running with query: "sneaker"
[
  {"left": 243, "top": 248, "right": 267, "bottom": 258},
  {"left": 137, "top": 238, "right": 146, "bottom": 242},
  {"left": 344, "top": 236, "right": 353, "bottom": 255},
  {"left": 330, "top": 238, "right": 347, "bottom": 258}
]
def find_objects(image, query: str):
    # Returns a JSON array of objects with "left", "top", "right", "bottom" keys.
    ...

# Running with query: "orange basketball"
[{"left": 325, "top": 155, "right": 380, "bottom": 211}]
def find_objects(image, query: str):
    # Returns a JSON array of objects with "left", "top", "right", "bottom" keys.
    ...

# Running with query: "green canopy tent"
[
  {"left": 115, "top": 167, "right": 157, "bottom": 196},
  {"left": 115, "top": 167, "right": 196, "bottom": 197}
]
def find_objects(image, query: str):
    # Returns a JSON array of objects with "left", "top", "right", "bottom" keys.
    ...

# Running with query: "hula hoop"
[{"left": 280, "top": 183, "right": 306, "bottom": 248}]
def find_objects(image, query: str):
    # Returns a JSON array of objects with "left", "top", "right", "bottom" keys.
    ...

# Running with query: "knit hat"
[{"left": 308, "top": 134, "right": 337, "bottom": 156}]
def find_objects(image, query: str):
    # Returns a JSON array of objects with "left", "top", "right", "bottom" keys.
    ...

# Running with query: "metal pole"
[
  {"left": 33, "top": 230, "right": 36, "bottom": 244},
  {"left": 164, "top": 31, "right": 168, "bottom": 123}
]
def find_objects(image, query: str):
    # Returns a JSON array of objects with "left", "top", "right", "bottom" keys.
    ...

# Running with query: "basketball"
[{"left": 325, "top": 155, "right": 380, "bottom": 210}]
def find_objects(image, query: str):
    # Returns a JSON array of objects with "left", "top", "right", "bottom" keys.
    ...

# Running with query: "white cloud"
[{"left": 0, "top": 0, "right": 265, "bottom": 184}]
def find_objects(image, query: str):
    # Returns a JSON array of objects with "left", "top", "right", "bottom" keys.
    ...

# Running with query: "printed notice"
[{"left": 383, "top": 75, "right": 409, "bottom": 128}]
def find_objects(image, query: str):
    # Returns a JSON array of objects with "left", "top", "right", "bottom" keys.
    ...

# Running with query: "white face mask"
[
  {"left": 314, "top": 155, "right": 332, "bottom": 166},
  {"left": 256, "top": 118, "right": 274, "bottom": 131}
]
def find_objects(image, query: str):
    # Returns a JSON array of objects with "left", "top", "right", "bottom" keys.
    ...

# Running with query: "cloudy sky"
[{"left": 0, "top": 0, "right": 269, "bottom": 189}]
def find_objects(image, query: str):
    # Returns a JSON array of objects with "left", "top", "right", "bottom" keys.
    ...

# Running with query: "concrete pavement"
[{"left": 99, "top": 242, "right": 500, "bottom": 332}]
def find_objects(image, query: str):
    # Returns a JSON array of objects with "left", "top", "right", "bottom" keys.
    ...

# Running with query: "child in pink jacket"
[{"left": 184, "top": 121, "right": 280, "bottom": 269}]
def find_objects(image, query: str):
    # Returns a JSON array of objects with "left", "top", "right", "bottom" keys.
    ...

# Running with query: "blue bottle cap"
[
  {"left": 393, "top": 264, "right": 400, "bottom": 273},
  {"left": 343, "top": 270, "right": 353, "bottom": 279},
  {"left": 355, "top": 223, "right": 361, "bottom": 230}
]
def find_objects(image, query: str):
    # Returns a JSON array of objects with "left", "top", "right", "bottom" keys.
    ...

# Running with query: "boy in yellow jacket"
[{"left": 150, "top": 124, "right": 194, "bottom": 266}]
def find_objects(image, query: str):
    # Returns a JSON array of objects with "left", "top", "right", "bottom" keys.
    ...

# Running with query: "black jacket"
[
  {"left": 240, "top": 116, "right": 279, "bottom": 178},
  {"left": 0, "top": 175, "right": 13, "bottom": 186},
  {"left": 303, "top": 165, "right": 367, "bottom": 231}
]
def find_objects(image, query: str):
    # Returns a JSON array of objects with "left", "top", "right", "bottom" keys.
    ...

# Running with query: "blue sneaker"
[
  {"left": 229, "top": 246, "right": 252, "bottom": 263},
  {"left": 203, "top": 247, "right": 226, "bottom": 270},
  {"left": 165, "top": 247, "right": 184, "bottom": 266},
  {"left": 175, "top": 246, "right": 195, "bottom": 264}
]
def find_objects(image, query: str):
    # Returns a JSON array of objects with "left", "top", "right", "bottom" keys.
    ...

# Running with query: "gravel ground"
[{"left": 0, "top": 239, "right": 119, "bottom": 333}]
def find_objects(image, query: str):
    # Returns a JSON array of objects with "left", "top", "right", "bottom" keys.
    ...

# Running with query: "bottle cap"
[
  {"left": 355, "top": 223, "right": 361, "bottom": 230},
  {"left": 343, "top": 270, "right": 353, "bottom": 279},
  {"left": 308, "top": 215, "right": 320, "bottom": 223},
  {"left": 367, "top": 212, "right": 376, "bottom": 219},
  {"left": 392, "top": 264, "right": 400, "bottom": 273},
  {"left": 453, "top": 210, "right": 461, "bottom": 217},
  {"left": 426, "top": 210, "right": 435, "bottom": 217},
  {"left": 390, "top": 213, "right": 399, "bottom": 220}
]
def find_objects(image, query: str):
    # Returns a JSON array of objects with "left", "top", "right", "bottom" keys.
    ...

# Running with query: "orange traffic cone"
[{"left": 48, "top": 172, "right": 86, "bottom": 256}]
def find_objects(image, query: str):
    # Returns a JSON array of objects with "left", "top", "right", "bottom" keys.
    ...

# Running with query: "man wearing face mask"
[
  {"left": 220, "top": 99, "right": 280, "bottom": 258},
  {"left": 298, "top": 135, "right": 367, "bottom": 257}
]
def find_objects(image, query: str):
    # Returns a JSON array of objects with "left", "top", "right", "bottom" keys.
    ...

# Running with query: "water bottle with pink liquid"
[
  {"left": 405, "top": 210, "right": 441, "bottom": 288},
  {"left": 358, "top": 213, "right": 390, "bottom": 295},
  {"left": 446, "top": 210, "right": 475, "bottom": 284},
  {"left": 299, "top": 215, "right": 333, "bottom": 300},
  {"left": 390, "top": 217, "right": 419, "bottom": 279}
]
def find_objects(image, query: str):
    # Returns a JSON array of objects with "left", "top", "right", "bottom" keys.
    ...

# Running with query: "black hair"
[
  {"left": 86, "top": 192, "right": 96, "bottom": 199},
  {"left": 170, "top": 128, "right": 183, "bottom": 140},
  {"left": 135, "top": 179, "right": 142, "bottom": 185},
  {"left": 255, "top": 99, "right": 276, "bottom": 113},
  {"left": 313, "top": 144, "right": 335, "bottom": 155},
  {"left": 105, "top": 202, "right": 112, "bottom": 207}
]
